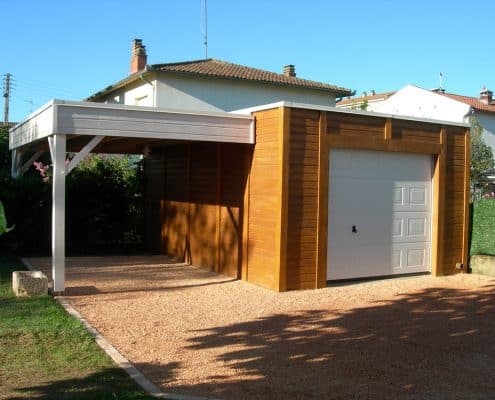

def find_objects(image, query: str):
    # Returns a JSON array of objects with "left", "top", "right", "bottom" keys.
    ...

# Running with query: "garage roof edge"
[{"left": 235, "top": 101, "right": 470, "bottom": 128}]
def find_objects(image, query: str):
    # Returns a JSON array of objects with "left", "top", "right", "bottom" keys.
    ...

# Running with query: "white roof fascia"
[
  {"left": 234, "top": 101, "right": 470, "bottom": 128},
  {"left": 10, "top": 100, "right": 255, "bottom": 150}
]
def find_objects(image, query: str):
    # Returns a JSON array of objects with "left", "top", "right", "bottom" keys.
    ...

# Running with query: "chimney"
[
  {"left": 480, "top": 85, "right": 493, "bottom": 104},
  {"left": 130, "top": 39, "right": 147, "bottom": 74},
  {"left": 283, "top": 64, "right": 296, "bottom": 77}
]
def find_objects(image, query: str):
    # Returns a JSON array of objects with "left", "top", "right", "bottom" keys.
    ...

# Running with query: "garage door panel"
[
  {"left": 328, "top": 149, "right": 432, "bottom": 280},
  {"left": 392, "top": 212, "right": 431, "bottom": 242}
]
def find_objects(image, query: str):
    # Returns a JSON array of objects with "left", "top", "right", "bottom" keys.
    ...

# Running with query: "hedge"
[
  {"left": 470, "top": 198, "right": 495, "bottom": 256},
  {"left": 0, "top": 127, "right": 144, "bottom": 256}
]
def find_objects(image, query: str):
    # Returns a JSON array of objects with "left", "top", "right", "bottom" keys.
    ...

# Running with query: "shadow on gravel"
[{"left": 163, "top": 284, "right": 495, "bottom": 400}]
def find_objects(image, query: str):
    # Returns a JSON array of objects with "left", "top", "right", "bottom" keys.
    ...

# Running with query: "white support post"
[
  {"left": 67, "top": 136, "right": 104, "bottom": 175},
  {"left": 51, "top": 134, "right": 66, "bottom": 293},
  {"left": 20, "top": 151, "right": 44, "bottom": 175},
  {"left": 11, "top": 149, "right": 22, "bottom": 178}
]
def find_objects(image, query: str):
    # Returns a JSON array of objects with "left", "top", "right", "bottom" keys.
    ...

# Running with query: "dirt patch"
[{"left": 27, "top": 256, "right": 495, "bottom": 399}]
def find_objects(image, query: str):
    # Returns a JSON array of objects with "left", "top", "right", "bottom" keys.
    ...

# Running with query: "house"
[
  {"left": 87, "top": 39, "right": 352, "bottom": 111},
  {"left": 336, "top": 90, "right": 395, "bottom": 110},
  {"left": 8, "top": 42, "right": 471, "bottom": 293}
]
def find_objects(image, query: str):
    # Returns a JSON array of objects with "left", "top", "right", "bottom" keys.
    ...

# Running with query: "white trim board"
[{"left": 234, "top": 101, "right": 470, "bottom": 128}]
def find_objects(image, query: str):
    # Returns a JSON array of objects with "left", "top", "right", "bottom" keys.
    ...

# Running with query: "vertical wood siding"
[
  {"left": 160, "top": 142, "right": 249, "bottom": 278},
  {"left": 162, "top": 144, "right": 189, "bottom": 261},
  {"left": 144, "top": 151, "right": 165, "bottom": 253}
]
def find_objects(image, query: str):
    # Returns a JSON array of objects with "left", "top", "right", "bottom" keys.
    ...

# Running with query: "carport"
[{"left": 9, "top": 99, "right": 254, "bottom": 292}]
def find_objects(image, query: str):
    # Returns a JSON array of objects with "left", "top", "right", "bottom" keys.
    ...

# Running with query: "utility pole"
[{"left": 3, "top": 73, "right": 11, "bottom": 126}]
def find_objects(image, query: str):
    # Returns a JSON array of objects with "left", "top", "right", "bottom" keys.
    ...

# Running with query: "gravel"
[{"left": 26, "top": 256, "right": 495, "bottom": 400}]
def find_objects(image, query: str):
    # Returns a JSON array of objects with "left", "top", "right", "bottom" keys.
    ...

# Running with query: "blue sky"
[{"left": 2, "top": 0, "right": 494, "bottom": 122}]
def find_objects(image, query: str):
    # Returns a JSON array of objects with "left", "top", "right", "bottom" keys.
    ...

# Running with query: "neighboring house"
[
  {"left": 337, "top": 84, "right": 495, "bottom": 152},
  {"left": 336, "top": 90, "right": 395, "bottom": 110},
  {"left": 87, "top": 39, "right": 352, "bottom": 112}
]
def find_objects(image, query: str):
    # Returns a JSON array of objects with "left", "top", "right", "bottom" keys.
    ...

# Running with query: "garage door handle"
[{"left": 352, "top": 225, "right": 358, "bottom": 233}]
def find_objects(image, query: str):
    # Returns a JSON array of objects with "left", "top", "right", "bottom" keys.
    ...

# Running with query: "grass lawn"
[{"left": 0, "top": 255, "right": 154, "bottom": 400}]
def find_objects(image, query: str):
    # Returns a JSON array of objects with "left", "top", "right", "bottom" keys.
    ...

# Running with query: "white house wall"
[
  {"left": 104, "top": 80, "right": 156, "bottom": 107},
  {"left": 370, "top": 85, "right": 470, "bottom": 123},
  {"left": 475, "top": 111, "right": 495, "bottom": 151},
  {"left": 154, "top": 74, "right": 337, "bottom": 112}
]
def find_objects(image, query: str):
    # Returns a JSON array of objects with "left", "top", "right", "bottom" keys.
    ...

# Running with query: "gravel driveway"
[{"left": 26, "top": 256, "right": 495, "bottom": 400}]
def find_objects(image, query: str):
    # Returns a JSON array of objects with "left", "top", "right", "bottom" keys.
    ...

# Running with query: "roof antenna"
[{"left": 202, "top": 0, "right": 208, "bottom": 59}]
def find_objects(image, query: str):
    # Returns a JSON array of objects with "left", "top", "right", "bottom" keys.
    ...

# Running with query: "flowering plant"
[{"left": 33, "top": 161, "right": 51, "bottom": 183}]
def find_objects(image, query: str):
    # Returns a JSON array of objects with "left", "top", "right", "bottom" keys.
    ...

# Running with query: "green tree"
[{"left": 470, "top": 116, "right": 495, "bottom": 194}]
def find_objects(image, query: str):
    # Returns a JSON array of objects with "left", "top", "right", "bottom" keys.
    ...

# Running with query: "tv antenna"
[{"left": 202, "top": 0, "right": 208, "bottom": 58}]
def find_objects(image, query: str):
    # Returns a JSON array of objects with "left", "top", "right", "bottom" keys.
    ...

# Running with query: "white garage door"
[{"left": 327, "top": 149, "right": 432, "bottom": 280}]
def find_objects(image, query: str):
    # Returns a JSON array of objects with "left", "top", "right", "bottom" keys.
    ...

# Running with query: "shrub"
[{"left": 0, "top": 126, "right": 144, "bottom": 255}]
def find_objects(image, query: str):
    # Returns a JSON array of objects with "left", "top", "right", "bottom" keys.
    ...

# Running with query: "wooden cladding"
[
  {"left": 156, "top": 105, "right": 469, "bottom": 292},
  {"left": 245, "top": 108, "right": 283, "bottom": 290},
  {"left": 161, "top": 142, "right": 249, "bottom": 278}
]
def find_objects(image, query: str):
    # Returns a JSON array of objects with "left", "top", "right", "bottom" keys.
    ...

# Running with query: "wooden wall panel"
[
  {"left": 247, "top": 108, "right": 283, "bottom": 290},
  {"left": 327, "top": 113, "right": 384, "bottom": 138},
  {"left": 162, "top": 200, "right": 189, "bottom": 260},
  {"left": 162, "top": 145, "right": 189, "bottom": 259},
  {"left": 161, "top": 142, "right": 249, "bottom": 278},
  {"left": 286, "top": 108, "right": 320, "bottom": 290},
  {"left": 441, "top": 126, "right": 468, "bottom": 273},
  {"left": 189, "top": 143, "right": 218, "bottom": 270},
  {"left": 392, "top": 120, "right": 441, "bottom": 144},
  {"left": 220, "top": 144, "right": 249, "bottom": 278},
  {"left": 144, "top": 151, "right": 165, "bottom": 253}
]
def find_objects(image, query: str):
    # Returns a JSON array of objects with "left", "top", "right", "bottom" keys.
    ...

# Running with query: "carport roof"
[{"left": 9, "top": 99, "right": 255, "bottom": 152}]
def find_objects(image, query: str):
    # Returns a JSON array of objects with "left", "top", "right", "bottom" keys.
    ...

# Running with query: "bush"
[
  {"left": 0, "top": 126, "right": 144, "bottom": 255},
  {"left": 66, "top": 155, "right": 144, "bottom": 254},
  {"left": 0, "top": 170, "right": 51, "bottom": 255},
  {"left": 470, "top": 198, "right": 495, "bottom": 256}
]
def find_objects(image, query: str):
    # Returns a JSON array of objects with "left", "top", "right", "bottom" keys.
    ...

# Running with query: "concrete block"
[
  {"left": 12, "top": 271, "right": 48, "bottom": 297},
  {"left": 470, "top": 255, "right": 495, "bottom": 277}
]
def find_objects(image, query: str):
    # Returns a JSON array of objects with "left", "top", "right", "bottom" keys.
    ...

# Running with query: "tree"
[{"left": 470, "top": 116, "right": 495, "bottom": 194}]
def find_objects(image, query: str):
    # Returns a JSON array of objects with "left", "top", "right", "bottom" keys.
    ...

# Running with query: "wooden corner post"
[
  {"left": 431, "top": 127, "right": 446, "bottom": 276},
  {"left": 275, "top": 106, "right": 290, "bottom": 292},
  {"left": 462, "top": 127, "right": 471, "bottom": 271},
  {"left": 316, "top": 111, "right": 329, "bottom": 288}
]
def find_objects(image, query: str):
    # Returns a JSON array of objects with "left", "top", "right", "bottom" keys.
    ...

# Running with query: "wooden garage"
[{"left": 154, "top": 102, "right": 470, "bottom": 291}]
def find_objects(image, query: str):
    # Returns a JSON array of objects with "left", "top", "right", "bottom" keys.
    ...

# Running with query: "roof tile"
[
  {"left": 149, "top": 59, "right": 352, "bottom": 96},
  {"left": 440, "top": 92, "right": 495, "bottom": 113}
]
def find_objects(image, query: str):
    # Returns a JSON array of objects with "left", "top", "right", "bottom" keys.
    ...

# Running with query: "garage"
[
  {"left": 157, "top": 103, "right": 470, "bottom": 291},
  {"left": 11, "top": 100, "right": 469, "bottom": 292},
  {"left": 327, "top": 149, "right": 432, "bottom": 280}
]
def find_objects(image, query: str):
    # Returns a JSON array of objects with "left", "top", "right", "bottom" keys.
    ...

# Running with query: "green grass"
[
  {"left": 470, "top": 198, "right": 495, "bottom": 256},
  {"left": 0, "top": 255, "right": 154, "bottom": 400}
]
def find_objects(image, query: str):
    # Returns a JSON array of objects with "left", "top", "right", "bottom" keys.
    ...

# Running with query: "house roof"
[
  {"left": 439, "top": 92, "right": 495, "bottom": 113},
  {"left": 87, "top": 59, "right": 352, "bottom": 100}
]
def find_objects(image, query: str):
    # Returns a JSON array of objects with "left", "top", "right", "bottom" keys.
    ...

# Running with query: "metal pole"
[{"left": 3, "top": 73, "right": 11, "bottom": 126}]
